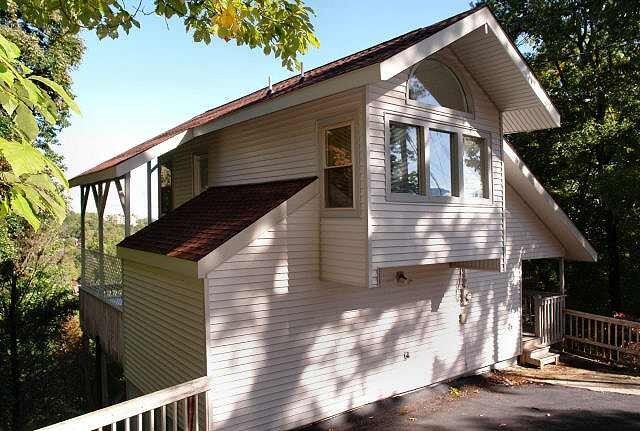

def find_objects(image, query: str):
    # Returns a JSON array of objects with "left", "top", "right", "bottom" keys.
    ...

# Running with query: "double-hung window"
[
  {"left": 388, "top": 116, "right": 490, "bottom": 202},
  {"left": 322, "top": 122, "right": 355, "bottom": 210},
  {"left": 193, "top": 153, "right": 208, "bottom": 195}
]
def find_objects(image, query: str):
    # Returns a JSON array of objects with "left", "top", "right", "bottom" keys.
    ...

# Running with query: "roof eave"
[
  {"left": 379, "top": 7, "right": 560, "bottom": 134},
  {"left": 504, "top": 142, "right": 597, "bottom": 262},
  {"left": 69, "top": 130, "right": 192, "bottom": 187},
  {"left": 195, "top": 179, "right": 320, "bottom": 277}
]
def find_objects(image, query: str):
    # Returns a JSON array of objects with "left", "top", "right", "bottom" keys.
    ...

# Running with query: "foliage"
[
  {"left": 0, "top": 7, "right": 84, "bottom": 165},
  {"left": 0, "top": 32, "right": 80, "bottom": 230},
  {"left": 476, "top": 0, "right": 640, "bottom": 314},
  {"left": 9, "top": 0, "right": 319, "bottom": 70},
  {"left": 0, "top": 216, "right": 87, "bottom": 430}
]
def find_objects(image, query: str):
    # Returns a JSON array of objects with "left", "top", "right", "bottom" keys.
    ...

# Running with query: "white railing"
[
  {"left": 81, "top": 248, "right": 123, "bottom": 298},
  {"left": 36, "top": 376, "right": 211, "bottom": 431},
  {"left": 565, "top": 309, "right": 640, "bottom": 368},
  {"left": 523, "top": 291, "right": 565, "bottom": 346}
]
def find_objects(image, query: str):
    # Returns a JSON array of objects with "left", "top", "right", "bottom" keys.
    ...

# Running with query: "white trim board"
[
  {"left": 70, "top": 131, "right": 192, "bottom": 187},
  {"left": 379, "top": 7, "right": 560, "bottom": 133},
  {"left": 117, "top": 179, "right": 320, "bottom": 278},
  {"left": 503, "top": 141, "right": 596, "bottom": 262},
  {"left": 70, "top": 7, "right": 560, "bottom": 186}
]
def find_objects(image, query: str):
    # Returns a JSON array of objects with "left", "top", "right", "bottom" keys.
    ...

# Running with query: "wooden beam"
[
  {"left": 559, "top": 257, "right": 565, "bottom": 295},
  {"left": 115, "top": 175, "right": 131, "bottom": 237},
  {"left": 147, "top": 161, "right": 152, "bottom": 225},
  {"left": 80, "top": 185, "right": 90, "bottom": 282}
]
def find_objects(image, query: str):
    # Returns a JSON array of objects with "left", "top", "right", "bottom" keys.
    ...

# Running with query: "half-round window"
[{"left": 408, "top": 59, "right": 469, "bottom": 113}]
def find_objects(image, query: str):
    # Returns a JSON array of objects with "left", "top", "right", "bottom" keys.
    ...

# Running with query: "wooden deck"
[{"left": 80, "top": 286, "right": 123, "bottom": 361}]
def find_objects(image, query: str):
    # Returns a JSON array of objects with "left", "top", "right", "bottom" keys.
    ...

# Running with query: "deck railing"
[
  {"left": 36, "top": 376, "right": 211, "bottom": 431},
  {"left": 81, "top": 248, "right": 123, "bottom": 298},
  {"left": 523, "top": 290, "right": 565, "bottom": 346},
  {"left": 565, "top": 309, "right": 640, "bottom": 368}
]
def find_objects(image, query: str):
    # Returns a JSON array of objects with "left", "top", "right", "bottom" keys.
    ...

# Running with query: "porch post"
[
  {"left": 559, "top": 257, "right": 565, "bottom": 295},
  {"left": 79, "top": 185, "right": 90, "bottom": 284},
  {"left": 147, "top": 160, "right": 152, "bottom": 224},
  {"left": 115, "top": 174, "right": 131, "bottom": 237},
  {"left": 92, "top": 181, "right": 110, "bottom": 287}
]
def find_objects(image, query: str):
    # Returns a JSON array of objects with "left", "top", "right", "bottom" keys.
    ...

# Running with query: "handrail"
[
  {"left": 36, "top": 376, "right": 212, "bottom": 431},
  {"left": 565, "top": 308, "right": 640, "bottom": 367}
]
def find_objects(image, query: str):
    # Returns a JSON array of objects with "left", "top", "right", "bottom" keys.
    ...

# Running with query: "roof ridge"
[{"left": 71, "top": 5, "right": 487, "bottom": 183}]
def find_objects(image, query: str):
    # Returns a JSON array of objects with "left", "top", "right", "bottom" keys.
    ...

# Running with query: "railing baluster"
[
  {"left": 161, "top": 405, "right": 166, "bottom": 431},
  {"left": 149, "top": 408, "right": 154, "bottom": 431},
  {"left": 138, "top": 413, "right": 142, "bottom": 431},
  {"left": 194, "top": 394, "right": 199, "bottom": 431},
  {"left": 172, "top": 402, "right": 178, "bottom": 431},
  {"left": 182, "top": 398, "right": 188, "bottom": 431},
  {"left": 125, "top": 417, "right": 130, "bottom": 431}
]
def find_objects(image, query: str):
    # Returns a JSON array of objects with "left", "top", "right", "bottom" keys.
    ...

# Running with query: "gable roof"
[
  {"left": 70, "top": 5, "right": 560, "bottom": 187},
  {"left": 504, "top": 142, "right": 596, "bottom": 262},
  {"left": 118, "top": 177, "right": 317, "bottom": 262}
]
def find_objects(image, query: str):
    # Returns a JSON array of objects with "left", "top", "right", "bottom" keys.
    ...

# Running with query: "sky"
[{"left": 60, "top": 0, "right": 474, "bottom": 217}]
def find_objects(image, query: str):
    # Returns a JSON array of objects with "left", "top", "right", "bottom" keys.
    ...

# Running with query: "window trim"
[
  {"left": 318, "top": 114, "right": 359, "bottom": 217},
  {"left": 158, "top": 158, "right": 174, "bottom": 217},
  {"left": 385, "top": 113, "right": 493, "bottom": 205},
  {"left": 405, "top": 58, "right": 474, "bottom": 121},
  {"left": 192, "top": 153, "right": 209, "bottom": 196}
]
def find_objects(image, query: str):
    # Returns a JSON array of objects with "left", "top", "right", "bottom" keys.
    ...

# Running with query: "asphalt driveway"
[{"left": 301, "top": 372, "right": 640, "bottom": 431}]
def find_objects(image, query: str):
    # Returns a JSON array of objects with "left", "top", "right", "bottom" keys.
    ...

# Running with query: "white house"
[{"left": 59, "top": 5, "right": 596, "bottom": 431}]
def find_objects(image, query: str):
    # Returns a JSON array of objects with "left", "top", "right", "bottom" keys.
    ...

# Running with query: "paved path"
[
  {"left": 302, "top": 374, "right": 640, "bottom": 431},
  {"left": 505, "top": 363, "right": 640, "bottom": 396}
]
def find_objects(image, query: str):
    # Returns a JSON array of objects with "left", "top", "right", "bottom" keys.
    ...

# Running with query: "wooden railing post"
[{"left": 533, "top": 294, "right": 543, "bottom": 342}]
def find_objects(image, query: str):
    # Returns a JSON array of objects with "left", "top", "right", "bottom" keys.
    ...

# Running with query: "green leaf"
[
  {"left": 0, "top": 90, "right": 19, "bottom": 115},
  {"left": 0, "top": 36, "right": 20, "bottom": 60},
  {"left": 30, "top": 75, "right": 81, "bottom": 114},
  {"left": 14, "top": 103, "right": 38, "bottom": 141},
  {"left": 0, "top": 139, "right": 48, "bottom": 177},
  {"left": 10, "top": 191, "right": 40, "bottom": 230}
]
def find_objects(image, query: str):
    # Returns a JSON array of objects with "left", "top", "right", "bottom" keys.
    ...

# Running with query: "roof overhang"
[
  {"left": 379, "top": 7, "right": 560, "bottom": 134},
  {"left": 70, "top": 6, "right": 559, "bottom": 187},
  {"left": 504, "top": 142, "right": 597, "bottom": 262},
  {"left": 117, "top": 178, "right": 320, "bottom": 278},
  {"left": 69, "top": 130, "right": 192, "bottom": 187}
]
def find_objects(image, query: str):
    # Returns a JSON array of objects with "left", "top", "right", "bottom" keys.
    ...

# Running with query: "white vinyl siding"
[
  {"left": 506, "top": 184, "right": 564, "bottom": 260},
  {"left": 366, "top": 48, "right": 504, "bottom": 284},
  {"left": 205, "top": 195, "right": 526, "bottom": 431},
  {"left": 165, "top": 89, "right": 368, "bottom": 287},
  {"left": 122, "top": 261, "right": 206, "bottom": 393}
]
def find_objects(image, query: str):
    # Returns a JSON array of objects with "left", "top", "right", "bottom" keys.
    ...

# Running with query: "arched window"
[{"left": 408, "top": 59, "right": 470, "bottom": 113}]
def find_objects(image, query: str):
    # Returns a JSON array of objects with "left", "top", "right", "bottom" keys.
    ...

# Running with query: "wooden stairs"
[{"left": 520, "top": 335, "right": 559, "bottom": 369}]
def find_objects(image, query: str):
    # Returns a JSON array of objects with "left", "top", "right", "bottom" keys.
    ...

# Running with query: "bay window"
[{"left": 387, "top": 115, "right": 490, "bottom": 202}]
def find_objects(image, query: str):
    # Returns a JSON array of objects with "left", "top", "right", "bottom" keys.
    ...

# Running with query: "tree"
[
  {"left": 9, "top": 0, "right": 319, "bottom": 70},
  {"left": 0, "top": 11, "right": 85, "bottom": 430},
  {"left": 476, "top": 0, "right": 640, "bottom": 313}
]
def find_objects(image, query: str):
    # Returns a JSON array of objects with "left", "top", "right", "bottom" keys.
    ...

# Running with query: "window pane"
[
  {"left": 199, "top": 156, "right": 208, "bottom": 192},
  {"left": 160, "top": 163, "right": 172, "bottom": 215},
  {"left": 429, "top": 130, "right": 456, "bottom": 197},
  {"left": 408, "top": 59, "right": 468, "bottom": 112},
  {"left": 389, "top": 123, "right": 420, "bottom": 194},
  {"left": 463, "top": 136, "right": 487, "bottom": 198},
  {"left": 326, "top": 126, "right": 352, "bottom": 167},
  {"left": 325, "top": 166, "right": 353, "bottom": 208}
]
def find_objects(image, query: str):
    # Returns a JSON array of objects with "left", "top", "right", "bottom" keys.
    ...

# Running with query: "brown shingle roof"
[
  {"left": 72, "top": 5, "right": 485, "bottom": 182},
  {"left": 118, "top": 177, "right": 317, "bottom": 261}
]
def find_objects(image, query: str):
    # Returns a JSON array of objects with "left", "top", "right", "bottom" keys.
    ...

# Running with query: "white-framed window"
[
  {"left": 407, "top": 58, "right": 472, "bottom": 118},
  {"left": 193, "top": 153, "right": 208, "bottom": 195},
  {"left": 319, "top": 119, "right": 358, "bottom": 214},
  {"left": 159, "top": 160, "right": 173, "bottom": 216},
  {"left": 386, "top": 114, "right": 491, "bottom": 203}
]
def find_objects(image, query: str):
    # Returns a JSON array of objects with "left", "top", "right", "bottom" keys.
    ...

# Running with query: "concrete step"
[{"left": 520, "top": 350, "right": 559, "bottom": 369}]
